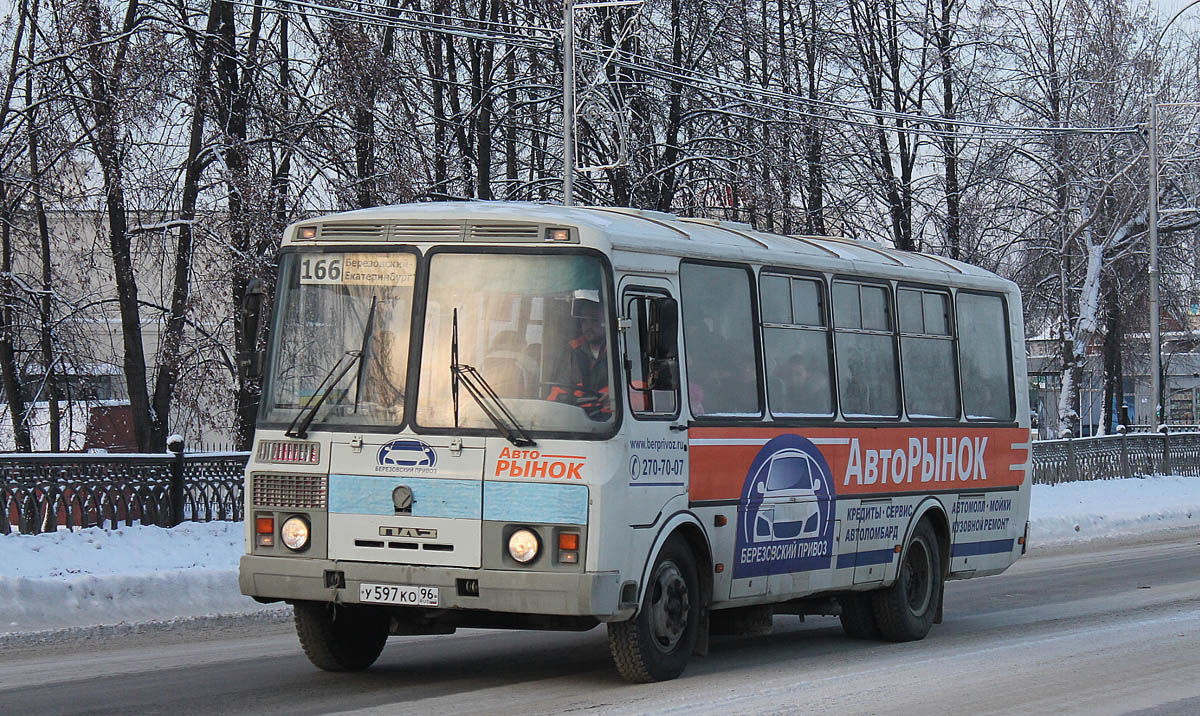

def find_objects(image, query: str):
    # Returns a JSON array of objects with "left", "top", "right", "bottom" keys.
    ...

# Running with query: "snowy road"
[{"left": 1, "top": 534, "right": 1197, "bottom": 716}]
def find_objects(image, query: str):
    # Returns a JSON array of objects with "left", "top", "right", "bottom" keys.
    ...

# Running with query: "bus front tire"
[
  {"left": 872, "top": 520, "right": 941, "bottom": 641},
  {"left": 607, "top": 536, "right": 700, "bottom": 683},
  {"left": 294, "top": 601, "right": 389, "bottom": 672},
  {"left": 838, "top": 592, "right": 880, "bottom": 639}
]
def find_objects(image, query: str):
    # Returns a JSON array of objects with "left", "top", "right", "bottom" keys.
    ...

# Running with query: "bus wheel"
[
  {"left": 294, "top": 601, "right": 389, "bottom": 672},
  {"left": 838, "top": 592, "right": 880, "bottom": 639},
  {"left": 873, "top": 520, "right": 941, "bottom": 641},
  {"left": 607, "top": 536, "right": 700, "bottom": 683}
]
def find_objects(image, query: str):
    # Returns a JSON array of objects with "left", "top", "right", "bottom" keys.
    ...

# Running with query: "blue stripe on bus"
[
  {"left": 328, "top": 474, "right": 481, "bottom": 519},
  {"left": 951, "top": 538, "right": 1014, "bottom": 557},
  {"left": 835, "top": 549, "right": 896, "bottom": 569},
  {"left": 483, "top": 482, "right": 588, "bottom": 525}
]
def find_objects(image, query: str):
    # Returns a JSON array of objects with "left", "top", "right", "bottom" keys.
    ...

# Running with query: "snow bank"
[
  {"left": 1029, "top": 474, "right": 1200, "bottom": 547},
  {"left": 0, "top": 522, "right": 278, "bottom": 633},
  {"left": 1, "top": 476, "right": 1198, "bottom": 635}
]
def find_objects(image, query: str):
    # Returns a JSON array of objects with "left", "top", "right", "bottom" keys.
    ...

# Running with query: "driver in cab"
[{"left": 547, "top": 293, "right": 611, "bottom": 420}]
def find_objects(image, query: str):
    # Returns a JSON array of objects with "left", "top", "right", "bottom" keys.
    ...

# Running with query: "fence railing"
[
  {"left": 1, "top": 448, "right": 247, "bottom": 535},
  {"left": 1031, "top": 428, "right": 1200, "bottom": 485}
]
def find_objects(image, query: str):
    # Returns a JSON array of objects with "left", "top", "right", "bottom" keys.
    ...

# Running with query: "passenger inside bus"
[
  {"left": 482, "top": 330, "right": 534, "bottom": 398},
  {"left": 547, "top": 294, "right": 611, "bottom": 419},
  {"left": 770, "top": 352, "right": 831, "bottom": 415}
]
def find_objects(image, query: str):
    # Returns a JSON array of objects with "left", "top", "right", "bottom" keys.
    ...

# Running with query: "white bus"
[{"left": 239, "top": 201, "right": 1032, "bottom": 682}]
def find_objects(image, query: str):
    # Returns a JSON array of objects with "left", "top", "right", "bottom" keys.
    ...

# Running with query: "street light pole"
[
  {"left": 563, "top": 0, "right": 575, "bottom": 207},
  {"left": 1147, "top": 92, "right": 1156, "bottom": 426},
  {"left": 1148, "top": 93, "right": 1161, "bottom": 429}
]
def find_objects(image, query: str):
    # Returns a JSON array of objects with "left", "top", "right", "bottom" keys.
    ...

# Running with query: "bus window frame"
[
  {"left": 256, "top": 243, "right": 424, "bottom": 434},
  {"left": 678, "top": 258, "right": 765, "bottom": 423},
  {"left": 757, "top": 266, "right": 837, "bottom": 422},
  {"left": 895, "top": 282, "right": 962, "bottom": 423},
  {"left": 408, "top": 244, "right": 624, "bottom": 442},
  {"left": 621, "top": 284, "right": 683, "bottom": 422},
  {"left": 954, "top": 287, "right": 1018, "bottom": 424},
  {"left": 829, "top": 275, "right": 902, "bottom": 421}
]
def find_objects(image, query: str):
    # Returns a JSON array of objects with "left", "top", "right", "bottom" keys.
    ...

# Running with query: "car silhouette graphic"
[
  {"left": 377, "top": 440, "right": 437, "bottom": 468},
  {"left": 744, "top": 448, "right": 827, "bottom": 544}
]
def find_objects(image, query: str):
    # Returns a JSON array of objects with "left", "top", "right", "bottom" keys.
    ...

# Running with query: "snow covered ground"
[{"left": 2, "top": 475, "right": 1199, "bottom": 637}]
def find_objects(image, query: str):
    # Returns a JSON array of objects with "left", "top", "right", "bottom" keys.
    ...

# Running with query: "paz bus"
[{"left": 238, "top": 201, "right": 1032, "bottom": 682}]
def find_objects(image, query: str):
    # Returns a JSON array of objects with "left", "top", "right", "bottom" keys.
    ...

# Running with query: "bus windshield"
[
  {"left": 260, "top": 251, "right": 416, "bottom": 428},
  {"left": 416, "top": 251, "right": 615, "bottom": 435}
]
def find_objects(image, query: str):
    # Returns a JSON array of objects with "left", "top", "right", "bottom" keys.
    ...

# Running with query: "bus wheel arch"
[
  {"left": 609, "top": 515, "right": 712, "bottom": 682},
  {"left": 911, "top": 500, "right": 951, "bottom": 589},
  {"left": 633, "top": 514, "right": 713, "bottom": 615}
]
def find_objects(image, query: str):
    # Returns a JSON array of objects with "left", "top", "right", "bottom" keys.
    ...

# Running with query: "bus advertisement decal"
[
  {"left": 733, "top": 434, "right": 837, "bottom": 578},
  {"left": 690, "top": 426, "right": 1030, "bottom": 502}
]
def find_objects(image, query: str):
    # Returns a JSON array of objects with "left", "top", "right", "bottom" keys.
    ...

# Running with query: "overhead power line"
[{"left": 234, "top": 0, "right": 1142, "bottom": 141}]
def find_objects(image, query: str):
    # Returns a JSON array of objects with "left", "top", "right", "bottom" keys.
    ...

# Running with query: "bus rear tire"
[
  {"left": 607, "top": 536, "right": 700, "bottom": 683},
  {"left": 872, "top": 520, "right": 941, "bottom": 642},
  {"left": 294, "top": 601, "right": 389, "bottom": 672},
  {"left": 838, "top": 592, "right": 880, "bottom": 639}
]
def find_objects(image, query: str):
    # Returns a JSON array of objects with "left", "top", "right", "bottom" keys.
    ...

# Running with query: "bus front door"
[{"left": 620, "top": 280, "right": 687, "bottom": 527}]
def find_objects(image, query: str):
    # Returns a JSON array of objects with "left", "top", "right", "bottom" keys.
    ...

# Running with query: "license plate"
[{"left": 359, "top": 583, "right": 439, "bottom": 607}]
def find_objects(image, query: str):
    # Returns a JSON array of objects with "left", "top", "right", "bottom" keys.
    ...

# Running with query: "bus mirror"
[
  {"left": 240, "top": 279, "right": 267, "bottom": 379},
  {"left": 647, "top": 298, "right": 678, "bottom": 360},
  {"left": 646, "top": 298, "right": 679, "bottom": 391}
]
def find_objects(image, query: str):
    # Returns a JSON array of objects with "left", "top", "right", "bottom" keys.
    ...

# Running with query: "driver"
[{"left": 547, "top": 294, "right": 611, "bottom": 419}]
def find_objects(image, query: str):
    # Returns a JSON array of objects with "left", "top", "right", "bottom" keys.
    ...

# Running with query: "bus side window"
[
  {"left": 957, "top": 292, "right": 1015, "bottom": 421},
  {"left": 833, "top": 280, "right": 900, "bottom": 418},
  {"left": 761, "top": 273, "right": 834, "bottom": 418},
  {"left": 680, "top": 263, "right": 761, "bottom": 417},
  {"left": 625, "top": 295, "right": 680, "bottom": 416}
]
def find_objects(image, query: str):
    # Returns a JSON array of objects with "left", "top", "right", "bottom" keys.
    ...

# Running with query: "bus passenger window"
[
  {"left": 957, "top": 292, "right": 1014, "bottom": 420},
  {"left": 834, "top": 281, "right": 899, "bottom": 418},
  {"left": 761, "top": 273, "right": 833, "bottom": 417},
  {"left": 680, "top": 263, "right": 761, "bottom": 417},
  {"left": 899, "top": 289, "right": 958, "bottom": 419},
  {"left": 625, "top": 295, "right": 680, "bottom": 416}
]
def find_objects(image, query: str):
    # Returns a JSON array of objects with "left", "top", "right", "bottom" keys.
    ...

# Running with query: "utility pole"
[
  {"left": 1148, "top": 94, "right": 1161, "bottom": 429},
  {"left": 563, "top": 0, "right": 575, "bottom": 206}
]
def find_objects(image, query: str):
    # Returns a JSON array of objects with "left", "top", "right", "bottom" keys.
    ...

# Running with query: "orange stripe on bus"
[{"left": 688, "top": 426, "right": 1029, "bottom": 502}]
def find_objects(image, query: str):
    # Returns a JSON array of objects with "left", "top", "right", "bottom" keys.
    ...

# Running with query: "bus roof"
[{"left": 285, "top": 201, "right": 1010, "bottom": 287}]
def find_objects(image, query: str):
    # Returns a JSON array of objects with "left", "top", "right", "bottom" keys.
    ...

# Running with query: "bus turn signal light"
[
  {"left": 256, "top": 515, "right": 275, "bottom": 547},
  {"left": 558, "top": 531, "right": 580, "bottom": 564}
]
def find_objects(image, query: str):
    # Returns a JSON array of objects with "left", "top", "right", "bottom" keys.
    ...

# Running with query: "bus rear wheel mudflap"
[
  {"left": 872, "top": 519, "right": 942, "bottom": 641},
  {"left": 293, "top": 600, "right": 390, "bottom": 672},
  {"left": 607, "top": 535, "right": 701, "bottom": 683}
]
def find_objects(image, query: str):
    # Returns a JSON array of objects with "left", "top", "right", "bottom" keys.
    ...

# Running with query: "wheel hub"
[
  {"left": 903, "top": 539, "right": 933, "bottom": 615},
  {"left": 649, "top": 561, "right": 690, "bottom": 653}
]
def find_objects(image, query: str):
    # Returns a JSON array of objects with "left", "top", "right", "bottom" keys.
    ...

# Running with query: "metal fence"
[
  {"left": 1, "top": 449, "right": 247, "bottom": 535},
  {"left": 4, "top": 429, "right": 1199, "bottom": 534},
  {"left": 1031, "top": 428, "right": 1200, "bottom": 485}
]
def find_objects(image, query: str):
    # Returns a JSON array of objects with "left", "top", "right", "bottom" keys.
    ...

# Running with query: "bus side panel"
[{"left": 691, "top": 425, "right": 1030, "bottom": 602}]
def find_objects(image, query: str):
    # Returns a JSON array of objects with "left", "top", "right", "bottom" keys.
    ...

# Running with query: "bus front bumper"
[{"left": 239, "top": 555, "right": 627, "bottom": 619}]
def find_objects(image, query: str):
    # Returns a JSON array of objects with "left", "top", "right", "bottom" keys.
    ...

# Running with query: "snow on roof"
[{"left": 285, "top": 201, "right": 1011, "bottom": 287}]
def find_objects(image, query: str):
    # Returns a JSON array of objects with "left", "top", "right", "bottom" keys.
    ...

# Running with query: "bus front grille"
[{"left": 252, "top": 473, "right": 328, "bottom": 509}]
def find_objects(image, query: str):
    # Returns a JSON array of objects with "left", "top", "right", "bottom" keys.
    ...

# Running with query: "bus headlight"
[
  {"left": 507, "top": 528, "right": 540, "bottom": 563},
  {"left": 280, "top": 515, "right": 310, "bottom": 551}
]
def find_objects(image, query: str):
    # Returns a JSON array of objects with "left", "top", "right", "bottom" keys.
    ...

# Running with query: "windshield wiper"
[
  {"left": 286, "top": 349, "right": 363, "bottom": 439},
  {"left": 352, "top": 297, "right": 379, "bottom": 414},
  {"left": 452, "top": 363, "right": 536, "bottom": 447},
  {"left": 451, "top": 308, "right": 535, "bottom": 447}
]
